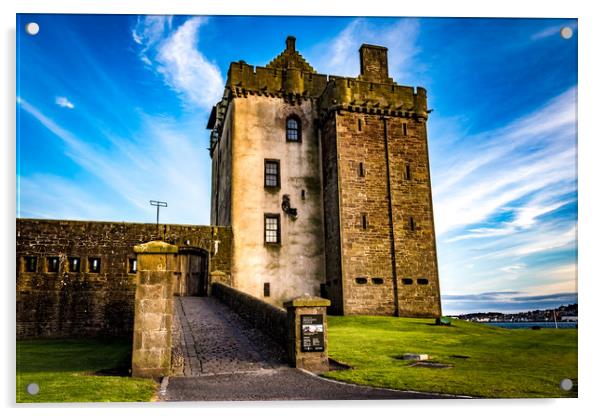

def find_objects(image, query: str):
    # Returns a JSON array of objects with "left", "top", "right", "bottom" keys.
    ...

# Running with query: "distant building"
[{"left": 207, "top": 36, "right": 442, "bottom": 317}]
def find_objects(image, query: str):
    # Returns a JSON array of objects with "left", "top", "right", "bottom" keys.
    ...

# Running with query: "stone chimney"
[
  {"left": 358, "top": 44, "right": 391, "bottom": 83},
  {"left": 286, "top": 36, "right": 296, "bottom": 52}
]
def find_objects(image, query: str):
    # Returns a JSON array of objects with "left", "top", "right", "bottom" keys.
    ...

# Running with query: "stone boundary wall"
[
  {"left": 17, "top": 219, "right": 232, "bottom": 339},
  {"left": 211, "top": 282, "right": 288, "bottom": 348}
]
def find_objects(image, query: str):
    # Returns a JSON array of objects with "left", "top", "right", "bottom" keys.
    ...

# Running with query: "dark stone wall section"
[
  {"left": 16, "top": 219, "right": 232, "bottom": 339},
  {"left": 211, "top": 282, "right": 288, "bottom": 349}
]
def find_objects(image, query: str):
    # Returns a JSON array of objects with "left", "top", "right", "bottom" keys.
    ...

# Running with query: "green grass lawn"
[
  {"left": 16, "top": 338, "right": 157, "bottom": 403},
  {"left": 325, "top": 316, "right": 577, "bottom": 398}
]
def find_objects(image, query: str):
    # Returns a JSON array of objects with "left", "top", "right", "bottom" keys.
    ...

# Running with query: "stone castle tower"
[{"left": 208, "top": 36, "right": 441, "bottom": 317}]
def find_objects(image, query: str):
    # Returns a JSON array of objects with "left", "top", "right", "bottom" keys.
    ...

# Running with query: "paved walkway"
[{"left": 164, "top": 296, "right": 448, "bottom": 401}]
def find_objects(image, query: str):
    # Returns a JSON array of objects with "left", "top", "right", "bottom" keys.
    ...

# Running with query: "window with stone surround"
[
  {"left": 68, "top": 257, "right": 81, "bottom": 273},
  {"left": 372, "top": 277, "right": 384, "bottom": 285},
  {"left": 355, "top": 277, "right": 368, "bottom": 284},
  {"left": 89, "top": 257, "right": 101, "bottom": 273},
  {"left": 402, "top": 278, "right": 413, "bottom": 285},
  {"left": 359, "top": 162, "right": 365, "bottom": 177},
  {"left": 264, "top": 214, "right": 281, "bottom": 244},
  {"left": 417, "top": 278, "right": 429, "bottom": 285},
  {"left": 264, "top": 159, "right": 280, "bottom": 188},
  {"left": 286, "top": 116, "right": 301, "bottom": 142},
  {"left": 46, "top": 256, "right": 59, "bottom": 273},
  {"left": 24, "top": 256, "right": 37, "bottom": 273}
]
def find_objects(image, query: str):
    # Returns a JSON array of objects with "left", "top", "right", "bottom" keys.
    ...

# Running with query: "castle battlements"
[{"left": 209, "top": 37, "right": 429, "bottom": 152}]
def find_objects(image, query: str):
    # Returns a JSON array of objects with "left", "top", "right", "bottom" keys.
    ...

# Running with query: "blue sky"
[{"left": 16, "top": 14, "right": 577, "bottom": 314}]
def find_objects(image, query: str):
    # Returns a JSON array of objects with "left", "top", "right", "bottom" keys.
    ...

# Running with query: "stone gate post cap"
[
  {"left": 283, "top": 296, "right": 331, "bottom": 308},
  {"left": 134, "top": 240, "right": 178, "bottom": 254}
]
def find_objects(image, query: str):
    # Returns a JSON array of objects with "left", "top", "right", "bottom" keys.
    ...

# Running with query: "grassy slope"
[
  {"left": 325, "top": 316, "right": 577, "bottom": 398},
  {"left": 16, "top": 338, "right": 157, "bottom": 403}
]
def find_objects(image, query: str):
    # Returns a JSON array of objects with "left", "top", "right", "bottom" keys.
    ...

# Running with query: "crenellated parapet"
[
  {"left": 208, "top": 39, "right": 429, "bottom": 155},
  {"left": 226, "top": 61, "right": 328, "bottom": 98},
  {"left": 318, "top": 77, "right": 428, "bottom": 121}
]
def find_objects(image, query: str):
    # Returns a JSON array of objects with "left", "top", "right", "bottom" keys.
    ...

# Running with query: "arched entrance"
[{"left": 174, "top": 247, "right": 209, "bottom": 296}]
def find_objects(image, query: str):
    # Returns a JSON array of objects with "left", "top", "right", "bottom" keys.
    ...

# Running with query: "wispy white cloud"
[
  {"left": 433, "top": 86, "right": 577, "bottom": 236},
  {"left": 55, "top": 96, "right": 75, "bottom": 109},
  {"left": 18, "top": 174, "right": 117, "bottom": 220},
  {"left": 132, "top": 16, "right": 223, "bottom": 110},
  {"left": 310, "top": 18, "right": 422, "bottom": 81},
  {"left": 18, "top": 98, "right": 209, "bottom": 224}
]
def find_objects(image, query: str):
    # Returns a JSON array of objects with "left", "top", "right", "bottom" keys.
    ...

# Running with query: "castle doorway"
[{"left": 174, "top": 248, "right": 209, "bottom": 296}]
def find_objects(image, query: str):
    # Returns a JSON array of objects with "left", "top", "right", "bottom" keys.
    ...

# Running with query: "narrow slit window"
[
  {"left": 355, "top": 277, "right": 368, "bottom": 285},
  {"left": 264, "top": 159, "right": 280, "bottom": 188},
  {"left": 24, "top": 256, "right": 37, "bottom": 272},
  {"left": 362, "top": 214, "right": 368, "bottom": 230},
  {"left": 359, "top": 162, "right": 365, "bottom": 177},
  {"left": 47, "top": 256, "right": 59, "bottom": 273},
  {"left": 358, "top": 118, "right": 362, "bottom": 131},
  {"left": 409, "top": 216, "right": 416, "bottom": 231},
  {"left": 402, "top": 122, "right": 408, "bottom": 136},
  {"left": 417, "top": 278, "right": 429, "bottom": 285},
  {"left": 89, "top": 257, "right": 101, "bottom": 273},
  {"left": 265, "top": 214, "right": 281, "bottom": 244},
  {"left": 128, "top": 258, "right": 137, "bottom": 274},
  {"left": 264, "top": 282, "right": 270, "bottom": 297},
  {"left": 301, "top": 189, "right": 306, "bottom": 200},
  {"left": 68, "top": 257, "right": 81, "bottom": 273},
  {"left": 405, "top": 164, "right": 411, "bottom": 180}
]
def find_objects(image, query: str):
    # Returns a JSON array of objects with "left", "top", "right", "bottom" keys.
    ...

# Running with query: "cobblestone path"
[
  {"left": 171, "top": 296, "right": 287, "bottom": 377},
  {"left": 164, "top": 296, "right": 452, "bottom": 401}
]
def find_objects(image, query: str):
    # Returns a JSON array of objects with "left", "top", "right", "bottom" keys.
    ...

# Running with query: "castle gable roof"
[{"left": 266, "top": 36, "right": 316, "bottom": 73}]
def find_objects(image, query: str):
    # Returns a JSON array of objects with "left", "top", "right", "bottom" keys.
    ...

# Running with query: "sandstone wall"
[
  {"left": 16, "top": 219, "right": 232, "bottom": 338},
  {"left": 227, "top": 95, "right": 326, "bottom": 306}
]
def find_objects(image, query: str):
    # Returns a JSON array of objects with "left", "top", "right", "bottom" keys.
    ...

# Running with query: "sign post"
[{"left": 284, "top": 296, "right": 330, "bottom": 373}]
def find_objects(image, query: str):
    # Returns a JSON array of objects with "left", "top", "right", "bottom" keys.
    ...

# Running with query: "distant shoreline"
[{"left": 485, "top": 321, "right": 577, "bottom": 329}]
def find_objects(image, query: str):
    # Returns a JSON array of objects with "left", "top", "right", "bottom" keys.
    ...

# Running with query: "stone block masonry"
[
  {"left": 16, "top": 219, "right": 232, "bottom": 339},
  {"left": 132, "top": 241, "right": 177, "bottom": 378}
]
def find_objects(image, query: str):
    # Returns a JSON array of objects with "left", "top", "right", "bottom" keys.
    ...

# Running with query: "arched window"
[{"left": 286, "top": 116, "right": 301, "bottom": 142}]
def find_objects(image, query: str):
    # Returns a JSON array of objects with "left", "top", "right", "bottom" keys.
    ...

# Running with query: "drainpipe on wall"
[{"left": 382, "top": 116, "right": 400, "bottom": 317}]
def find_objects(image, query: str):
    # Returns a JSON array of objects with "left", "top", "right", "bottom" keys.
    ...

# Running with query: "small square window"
[
  {"left": 264, "top": 214, "right": 280, "bottom": 244},
  {"left": 68, "top": 257, "right": 81, "bottom": 273},
  {"left": 47, "top": 256, "right": 59, "bottom": 273},
  {"left": 264, "top": 160, "right": 280, "bottom": 188},
  {"left": 24, "top": 256, "right": 37, "bottom": 273},
  {"left": 89, "top": 257, "right": 101, "bottom": 273},
  {"left": 128, "top": 258, "right": 137, "bottom": 274}
]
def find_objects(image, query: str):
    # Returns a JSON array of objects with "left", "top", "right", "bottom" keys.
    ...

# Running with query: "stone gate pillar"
[
  {"left": 284, "top": 296, "right": 331, "bottom": 373},
  {"left": 131, "top": 240, "right": 178, "bottom": 378}
]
